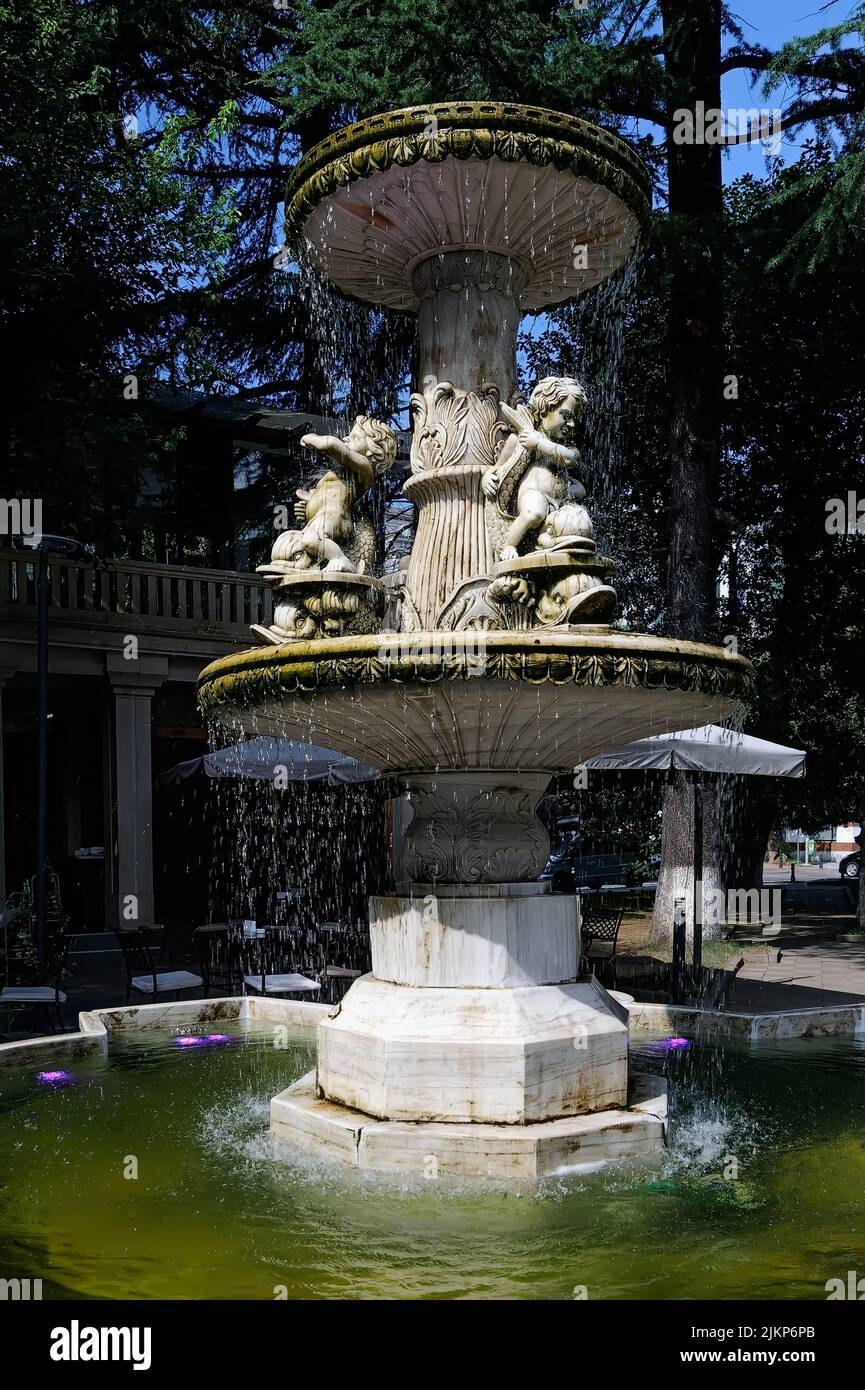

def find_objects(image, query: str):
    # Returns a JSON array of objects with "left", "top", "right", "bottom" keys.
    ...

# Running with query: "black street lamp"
[{"left": 13, "top": 534, "right": 84, "bottom": 966}]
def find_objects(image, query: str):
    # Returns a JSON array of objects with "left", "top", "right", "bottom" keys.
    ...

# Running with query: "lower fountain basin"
[
  {"left": 195, "top": 628, "right": 752, "bottom": 1175},
  {"left": 4, "top": 1014, "right": 865, "bottom": 1299}
]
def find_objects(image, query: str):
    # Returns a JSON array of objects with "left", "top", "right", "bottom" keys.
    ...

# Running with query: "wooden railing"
[{"left": 0, "top": 549, "right": 272, "bottom": 639}]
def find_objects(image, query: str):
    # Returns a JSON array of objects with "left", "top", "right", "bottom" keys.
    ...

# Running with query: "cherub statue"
[
  {"left": 482, "top": 376, "right": 592, "bottom": 559},
  {"left": 271, "top": 415, "right": 398, "bottom": 574}
]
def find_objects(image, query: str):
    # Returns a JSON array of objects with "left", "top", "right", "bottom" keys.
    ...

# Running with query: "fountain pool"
[{"left": 2, "top": 1020, "right": 865, "bottom": 1300}]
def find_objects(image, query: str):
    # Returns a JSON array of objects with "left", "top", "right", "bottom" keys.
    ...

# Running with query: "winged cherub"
[
  {"left": 272, "top": 415, "right": 398, "bottom": 574},
  {"left": 482, "top": 376, "right": 591, "bottom": 559}
]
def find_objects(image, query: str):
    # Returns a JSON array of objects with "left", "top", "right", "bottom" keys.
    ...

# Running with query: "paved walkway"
[
  {"left": 616, "top": 876, "right": 865, "bottom": 1014},
  {"left": 729, "top": 939, "right": 865, "bottom": 1012}
]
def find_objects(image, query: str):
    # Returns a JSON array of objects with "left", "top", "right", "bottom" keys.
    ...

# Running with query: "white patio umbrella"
[
  {"left": 158, "top": 736, "right": 380, "bottom": 787},
  {"left": 584, "top": 724, "right": 806, "bottom": 976},
  {"left": 584, "top": 724, "right": 806, "bottom": 779}
]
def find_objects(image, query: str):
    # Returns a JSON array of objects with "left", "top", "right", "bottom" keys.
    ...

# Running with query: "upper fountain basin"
[
  {"left": 197, "top": 630, "right": 753, "bottom": 774},
  {"left": 285, "top": 103, "right": 651, "bottom": 313}
]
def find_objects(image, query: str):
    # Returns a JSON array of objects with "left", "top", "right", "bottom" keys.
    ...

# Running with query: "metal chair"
[
  {"left": 116, "top": 930, "right": 207, "bottom": 1003},
  {"left": 0, "top": 931, "right": 72, "bottom": 1033},
  {"left": 318, "top": 921, "right": 362, "bottom": 1003},
  {"left": 236, "top": 929, "right": 321, "bottom": 999},
  {"left": 579, "top": 903, "right": 625, "bottom": 985},
  {"left": 192, "top": 924, "right": 240, "bottom": 995}
]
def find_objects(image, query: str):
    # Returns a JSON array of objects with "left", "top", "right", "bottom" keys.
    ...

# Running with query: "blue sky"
[{"left": 717, "top": 0, "right": 857, "bottom": 178}]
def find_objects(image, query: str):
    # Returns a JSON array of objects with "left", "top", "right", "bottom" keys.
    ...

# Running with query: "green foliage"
[
  {"left": 285, "top": 0, "right": 555, "bottom": 111},
  {"left": 720, "top": 150, "right": 865, "bottom": 831},
  {"left": 765, "top": 137, "right": 865, "bottom": 278},
  {"left": 760, "top": 3, "right": 865, "bottom": 276},
  {"left": 765, "top": 2, "right": 865, "bottom": 79}
]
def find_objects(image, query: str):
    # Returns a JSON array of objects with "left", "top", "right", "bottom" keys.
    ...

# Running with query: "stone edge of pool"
[
  {"left": 1, "top": 995, "right": 863, "bottom": 1071},
  {"left": 0, "top": 995, "right": 329, "bottom": 1069}
]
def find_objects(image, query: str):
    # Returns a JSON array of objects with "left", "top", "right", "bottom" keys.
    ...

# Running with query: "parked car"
[
  {"left": 839, "top": 851, "right": 861, "bottom": 880},
  {"left": 540, "top": 847, "right": 658, "bottom": 892}
]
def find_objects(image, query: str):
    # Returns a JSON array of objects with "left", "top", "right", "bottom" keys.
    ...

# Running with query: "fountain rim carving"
[
  {"left": 198, "top": 629, "right": 754, "bottom": 722},
  {"left": 286, "top": 100, "right": 651, "bottom": 228}
]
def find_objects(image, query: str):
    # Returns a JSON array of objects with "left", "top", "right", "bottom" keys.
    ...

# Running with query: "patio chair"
[
  {"left": 318, "top": 920, "right": 362, "bottom": 1002},
  {"left": 236, "top": 930, "right": 321, "bottom": 999},
  {"left": 192, "top": 923, "right": 241, "bottom": 996},
  {"left": 0, "top": 930, "right": 72, "bottom": 1033},
  {"left": 579, "top": 903, "right": 625, "bottom": 986},
  {"left": 116, "top": 929, "right": 207, "bottom": 1004}
]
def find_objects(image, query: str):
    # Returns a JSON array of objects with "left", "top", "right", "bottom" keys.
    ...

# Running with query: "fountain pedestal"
[
  {"left": 317, "top": 886, "right": 626, "bottom": 1124},
  {"left": 272, "top": 883, "right": 667, "bottom": 1177}
]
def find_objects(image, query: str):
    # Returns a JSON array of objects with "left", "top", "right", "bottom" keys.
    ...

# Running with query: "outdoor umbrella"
[
  {"left": 158, "top": 736, "right": 380, "bottom": 787},
  {"left": 584, "top": 723, "right": 806, "bottom": 780},
  {"left": 584, "top": 724, "right": 806, "bottom": 974}
]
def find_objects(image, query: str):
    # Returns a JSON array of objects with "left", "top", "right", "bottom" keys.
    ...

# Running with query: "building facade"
[{"left": 0, "top": 546, "right": 271, "bottom": 928}]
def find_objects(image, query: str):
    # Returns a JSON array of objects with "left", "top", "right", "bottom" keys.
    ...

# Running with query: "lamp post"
[{"left": 13, "top": 534, "right": 84, "bottom": 966}]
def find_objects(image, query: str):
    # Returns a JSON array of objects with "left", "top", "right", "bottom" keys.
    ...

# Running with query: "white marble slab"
[
  {"left": 270, "top": 1072, "right": 666, "bottom": 1179},
  {"left": 370, "top": 890, "right": 578, "bottom": 988},
  {"left": 317, "top": 975, "right": 628, "bottom": 1124}
]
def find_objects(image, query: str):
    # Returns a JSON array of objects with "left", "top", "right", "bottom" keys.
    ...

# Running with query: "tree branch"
[
  {"left": 777, "top": 95, "right": 862, "bottom": 134},
  {"left": 170, "top": 166, "right": 280, "bottom": 179},
  {"left": 720, "top": 46, "right": 865, "bottom": 84},
  {"left": 232, "top": 379, "right": 298, "bottom": 398}
]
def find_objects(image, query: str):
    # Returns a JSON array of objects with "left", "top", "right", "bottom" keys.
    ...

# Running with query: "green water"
[{"left": 1, "top": 1024, "right": 864, "bottom": 1300}]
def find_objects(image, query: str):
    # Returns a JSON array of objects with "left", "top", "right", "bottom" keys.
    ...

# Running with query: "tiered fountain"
[{"left": 198, "top": 104, "right": 752, "bottom": 1178}]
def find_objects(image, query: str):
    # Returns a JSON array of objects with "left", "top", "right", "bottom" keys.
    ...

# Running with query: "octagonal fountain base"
[
  {"left": 271, "top": 1068, "right": 666, "bottom": 1179},
  {"left": 268, "top": 884, "right": 667, "bottom": 1178}
]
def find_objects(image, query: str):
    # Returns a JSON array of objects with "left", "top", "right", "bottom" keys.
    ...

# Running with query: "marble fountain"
[{"left": 197, "top": 103, "right": 753, "bottom": 1179}]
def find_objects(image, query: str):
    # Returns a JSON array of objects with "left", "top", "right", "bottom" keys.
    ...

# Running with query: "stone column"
[
  {"left": 403, "top": 251, "right": 525, "bottom": 627},
  {"left": 105, "top": 654, "right": 168, "bottom": 928}
]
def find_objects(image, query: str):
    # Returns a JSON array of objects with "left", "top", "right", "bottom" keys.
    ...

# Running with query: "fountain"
[{"left": 197, "top": 104, "right": 752, "bottom": 1178}]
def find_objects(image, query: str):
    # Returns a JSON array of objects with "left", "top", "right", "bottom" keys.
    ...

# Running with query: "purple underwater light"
[
  {"left": 641, "top": 1036, "right": 692, "bottom": 1053},
  {"left": 173, "top": 1033, "right": 231, "bottom": 1049}
]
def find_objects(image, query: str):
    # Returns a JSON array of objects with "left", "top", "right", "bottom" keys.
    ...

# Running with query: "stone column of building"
[{"left": 105, "top": 653, "right": 168, "bottom": 929}]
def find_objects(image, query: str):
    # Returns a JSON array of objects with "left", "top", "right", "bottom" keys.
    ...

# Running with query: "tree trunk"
[
  {"left": 652, "top": 0, "right": 726, "bottom": 943},
  {"left": 650, "top": 775, "right": 725, "bottom": 945}
]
